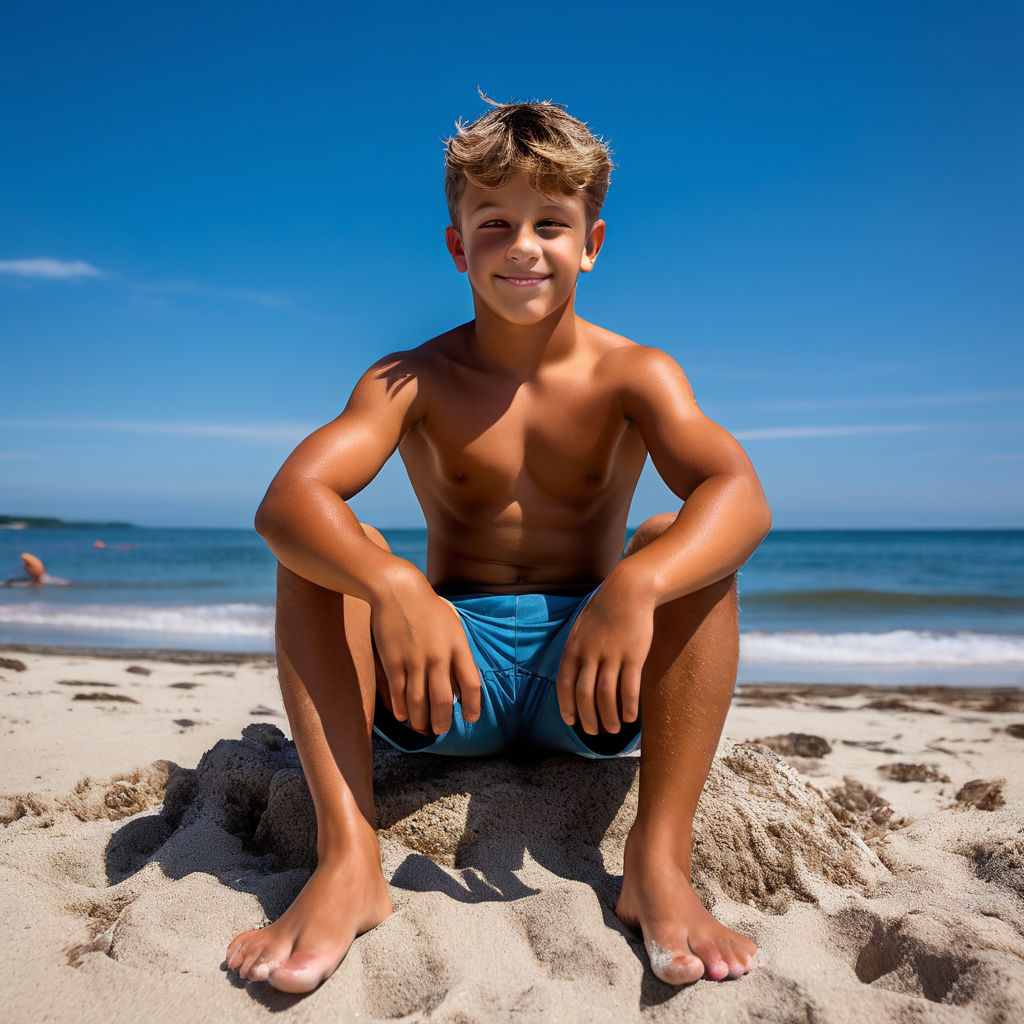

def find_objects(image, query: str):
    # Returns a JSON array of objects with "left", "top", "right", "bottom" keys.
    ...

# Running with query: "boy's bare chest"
[{"left": 402, "top": 377, "right": 643, "bottom": 504}]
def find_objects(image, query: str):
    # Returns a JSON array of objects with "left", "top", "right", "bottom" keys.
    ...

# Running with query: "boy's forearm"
[
  {"left": 615, "top": 473, "right": 771, "bottom": 607},
  {"left": 254, "top": 478, "right": 421, "bottom": 604}
]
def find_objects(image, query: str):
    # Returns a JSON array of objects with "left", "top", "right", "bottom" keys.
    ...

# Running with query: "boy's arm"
[
  {"left": 255, "top": 353, "right": 480, "bottom": 735},
  {"left": 254, "top": 354, "right": 421, "bottom": 602},
  {"left": 556, "top": 346, "right": 771, "bottom": 735},
  {"left": 612, "top": 345, "right": 772, "bottom": 603}
]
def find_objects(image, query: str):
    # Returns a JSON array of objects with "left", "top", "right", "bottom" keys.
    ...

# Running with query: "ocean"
[{"left": 1, "top": 527, "right": 1022, "bottom": 686}]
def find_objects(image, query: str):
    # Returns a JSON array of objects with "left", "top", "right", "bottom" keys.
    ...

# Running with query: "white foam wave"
[
  {"left": 0, "top": 603, "right": 273, "bottom": 637},
  {"left": 741, "top": 629, "right": 1024, "bottom": 667},
  {"left": 1, "top": 604, "right": 1021, "bottom": 666}
]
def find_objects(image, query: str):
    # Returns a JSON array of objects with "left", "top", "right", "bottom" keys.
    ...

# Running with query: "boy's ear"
[
  {"left": 580, "top": 219, "right": 606, "bottom": 274},
  {"left": 445, "top": 226, "right": 468, "bottom": 273}
]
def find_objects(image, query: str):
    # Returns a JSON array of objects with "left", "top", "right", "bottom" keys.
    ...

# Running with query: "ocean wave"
[
  {"left": 1, "top": 604, "right": 1022, "bottom": 667},
  {"left": 741, "top": 629, "right": 1024, "bottom": 666},
  {"left": 741, "top": 589, "right": 1024, "bottom": 610},
  {"left": 0, "top": 603, "right": 273, "bottom": 637}
]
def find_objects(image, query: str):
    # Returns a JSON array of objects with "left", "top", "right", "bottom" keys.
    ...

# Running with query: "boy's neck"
[{"left": 465, "top": 294, "right": 583, "bottom": 378}]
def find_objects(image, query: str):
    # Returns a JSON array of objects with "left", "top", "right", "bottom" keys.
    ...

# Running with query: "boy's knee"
[{"left": 624, "top": 513, "right": 677, "bottom": 556}]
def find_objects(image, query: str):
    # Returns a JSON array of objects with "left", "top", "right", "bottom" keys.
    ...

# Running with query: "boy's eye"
[{"left": 481, "top": 220, "right": 565, "bottom": 229}]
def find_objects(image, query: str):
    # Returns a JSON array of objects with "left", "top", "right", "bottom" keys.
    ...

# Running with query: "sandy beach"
[{"left": 2, "top": 645, "right": 1023, "bottom": 1023}]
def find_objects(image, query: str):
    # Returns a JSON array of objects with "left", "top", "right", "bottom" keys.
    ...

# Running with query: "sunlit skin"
[
  {"left": 20, "top": 553, "right": 45, "bottom": 582},
  {"left": 225, "top": 170, "right": 771, "bottom": 992}
]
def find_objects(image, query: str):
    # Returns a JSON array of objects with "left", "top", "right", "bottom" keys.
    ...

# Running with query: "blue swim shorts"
[{"left": 372, "top": 589, "right": 642, "bottom": 760}]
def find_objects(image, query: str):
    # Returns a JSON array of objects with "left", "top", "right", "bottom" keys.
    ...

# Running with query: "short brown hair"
[{"left": 443, "top": 89, "right": 615, "bottom": 233}]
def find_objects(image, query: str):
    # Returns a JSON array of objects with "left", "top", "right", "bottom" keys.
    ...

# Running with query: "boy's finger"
[
  {"left": 595, "top": 663, "right": 621, "bottom": 734},
  {"left": 387, "top": 669, "right": 410, "bottom": 724},
  {"left": 555, "top": 654, "right": 580, "bottom": 725},
  {"left": 404, "top": 665, "right": 430, "bottom": 733},
  {"left": 426, "top": 663, "right": 453, "bottom": 736},
  {"left": 453, "top": 648, "right": 481, "bottom": 722},
  {"left": 574, "top": 661, "right": 599, "bottom": 735},
  {"left": 620, "top": 662, "right": 642, "bottom": 723}
]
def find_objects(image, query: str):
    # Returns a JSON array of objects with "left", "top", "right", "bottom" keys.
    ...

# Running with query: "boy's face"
[{"left": 445, "top": 171, "right": 605, "bottom": 326}]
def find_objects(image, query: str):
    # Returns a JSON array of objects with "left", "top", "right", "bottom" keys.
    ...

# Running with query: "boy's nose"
[{"left": 506, "top": 227, "right": 542, "bottom": 262}]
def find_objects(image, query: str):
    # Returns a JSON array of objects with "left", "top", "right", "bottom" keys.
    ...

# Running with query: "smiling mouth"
[{"left": 498, "top": 275, "right": 549, "bottom": 287}]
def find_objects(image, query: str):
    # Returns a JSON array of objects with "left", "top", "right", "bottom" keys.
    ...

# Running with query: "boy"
[{"left": 226, "top": 94, "right": 771, "bottom": 993}]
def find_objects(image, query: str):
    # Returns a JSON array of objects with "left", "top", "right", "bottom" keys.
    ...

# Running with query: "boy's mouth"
[{"left": 497, "top": 275, "right": 550, "bottom": 288}]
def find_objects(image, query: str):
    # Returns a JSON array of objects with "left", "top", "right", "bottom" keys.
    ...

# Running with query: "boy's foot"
[
  {"left": 615, "top": 832, "right": 757, "bottom": 984},
  {"left": 225, "top": 827, "right": 393, "bottom": 993}
]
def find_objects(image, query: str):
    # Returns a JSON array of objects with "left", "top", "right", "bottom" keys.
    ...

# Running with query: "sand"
[{"left": 2, "top": 647, "right": 1023, "bottom": 1023}]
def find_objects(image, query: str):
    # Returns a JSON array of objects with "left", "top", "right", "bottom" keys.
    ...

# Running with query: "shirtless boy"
[{"left": 226, "top": 94, "right": 772, "bottom": 993}]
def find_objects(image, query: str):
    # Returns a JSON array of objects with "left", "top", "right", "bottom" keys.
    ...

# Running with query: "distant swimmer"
[{"left": 0, "top": 552, "right": 70, "bottom": 587}]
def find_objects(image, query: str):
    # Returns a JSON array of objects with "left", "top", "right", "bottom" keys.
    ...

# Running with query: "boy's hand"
[
  {"left": 370, "top": 567, "right": 481, "bottom": 736},
  {"left": 555, "top": 569, "right": 655, "bottom": 735}
]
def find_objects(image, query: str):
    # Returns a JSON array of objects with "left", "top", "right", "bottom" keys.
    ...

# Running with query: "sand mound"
[
  {"left": 0, "top": 761, "right": 175, "bottom": 826},
  {"left": 753, "top": 733, "right": 832, "bottom": 758},
  {"left": 115, "top": 730, "right": 887, "bottom": 922},
  {"left": 955, "top": 779, "right": 1007, "bottom": 811}
]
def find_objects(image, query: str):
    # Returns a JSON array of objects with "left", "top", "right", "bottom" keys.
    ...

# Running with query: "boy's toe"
[
  {"left": 707, "top": 958, "right": 730, "bottom": 980},
  {"left": 240, "top": 943, "right": 272, "bottom": 980},
  {"left": 643, "top": 929, "right": 704, "bottom": 985},
  {"left": 267, "top": 950, "right": 334, "bottom": 993}
]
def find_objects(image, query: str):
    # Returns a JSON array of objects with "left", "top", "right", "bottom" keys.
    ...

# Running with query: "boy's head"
[{"left": 443, "top": 91, "right": 615, "bottom": 236}]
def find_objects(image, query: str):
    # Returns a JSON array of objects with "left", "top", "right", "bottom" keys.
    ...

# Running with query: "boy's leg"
[
  {"left": 614, "top": 514, "right": 758, "bottom": 984},
  {"left": 225, "top": 524, "right": 394, "bottom": 993}
]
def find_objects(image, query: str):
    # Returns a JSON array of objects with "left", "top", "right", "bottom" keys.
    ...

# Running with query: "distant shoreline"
[
  {"left": 1, "top": 517, "right": 1023, "bottom": 533},
  {"left": 0, "top": 515, "right": 136, "bottom": 530}
]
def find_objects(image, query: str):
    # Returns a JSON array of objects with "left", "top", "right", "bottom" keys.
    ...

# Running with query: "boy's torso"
[{"left": 392, "top": 320, "right": 650, "bottom": 594}]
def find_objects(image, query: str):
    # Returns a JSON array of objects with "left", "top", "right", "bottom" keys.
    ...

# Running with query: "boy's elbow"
[
  {"left": 253, "top": 504, "right": 274, "bottom": 540},
  {"left": 254, "top": 486, "right": 287, "bottom": 538},
  {"left": 253, "top": 506, "right": 270, "bottom": 537},
  {"left": 757, "top": 490, "right": 773, "bottom": 539}
]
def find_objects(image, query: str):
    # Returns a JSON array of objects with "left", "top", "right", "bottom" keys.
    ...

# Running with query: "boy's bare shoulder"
[
  {"left": 589, "top": 324, "right": 694, "bottom": 396},
  {"left": 364, "top": 326, "right": 467, "bottom": 380},
  {"left": 351, "top": 329, "right": 464, "bottom": 414}
]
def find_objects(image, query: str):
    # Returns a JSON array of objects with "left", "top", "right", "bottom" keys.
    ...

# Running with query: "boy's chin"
[{"left": 474, "top": 293, "right": 568, "bottom": 326}]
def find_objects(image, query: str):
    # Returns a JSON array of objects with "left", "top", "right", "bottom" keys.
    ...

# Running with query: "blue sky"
[{"left": 1, "top": 1, "right": 1021, "bottom": 529}]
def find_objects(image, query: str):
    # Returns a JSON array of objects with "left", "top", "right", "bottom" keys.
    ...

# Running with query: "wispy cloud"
[
  {"left": 726, "top": 389, "right": 1024, "bottom": 412},
  {"left": 0, "top": 255, "right": 342, "bottom": 320},
  {"left": 0, "top": 258, "right": 104, "bottom": 280},
  {"left": 131, "top": 280, "right": 291, "bottom": 310},
  {"left": 734, "top": 422, "right": 944, "bottom": 440},
  {"left": 0, "top": 418, "right": 316, "bottom": 441}
]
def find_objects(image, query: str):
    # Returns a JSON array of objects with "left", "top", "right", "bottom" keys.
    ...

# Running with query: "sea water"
[{"left": 1, "top": 527, "right": 1021, "bottom": 685}]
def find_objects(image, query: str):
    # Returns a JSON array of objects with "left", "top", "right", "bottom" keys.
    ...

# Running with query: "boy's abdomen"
[{"left": 423, "top": 512, "right": 632, "bottom": 593}]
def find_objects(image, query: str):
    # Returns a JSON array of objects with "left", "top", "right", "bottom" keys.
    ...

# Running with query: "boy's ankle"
[
  {"left": 624, "top": 819, "right": 693, "bottom": 873},
  {"left": 315, "top": 810, "right": 381, "bottom": 862}
]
